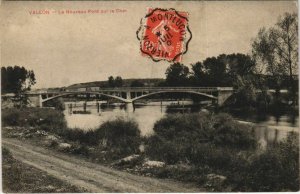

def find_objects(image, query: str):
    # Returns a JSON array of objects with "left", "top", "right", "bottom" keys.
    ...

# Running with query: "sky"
[{"left": 1, "top": 1, "right": 298, "bottom": 89}]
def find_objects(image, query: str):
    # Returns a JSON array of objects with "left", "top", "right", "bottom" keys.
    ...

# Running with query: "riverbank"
[
  {"left": 1, "top": 125, "right": 230, "bottom": 191},
  {"left": 2, "top": 107, "right": 299, "bottom": 192}
]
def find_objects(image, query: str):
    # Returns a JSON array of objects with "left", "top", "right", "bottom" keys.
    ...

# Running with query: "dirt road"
[{"left": 2, "top": 138, "right": 203, "bottom": 192}]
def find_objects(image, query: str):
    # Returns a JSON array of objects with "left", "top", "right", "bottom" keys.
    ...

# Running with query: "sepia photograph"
[{"left": 1, "top": 0, "right": 299, "bottom": 192}]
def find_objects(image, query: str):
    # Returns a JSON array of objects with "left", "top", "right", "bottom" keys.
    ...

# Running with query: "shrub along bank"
[
  {"left": 145, "top": 113, "right": 298, "bottom": 191},
  {"left": 59, "top": 118, "right": 141, "bottom": 159},
  {"left": 146, "top": 113, "right": 257, "bottom": 164},
  {"left": 2, "top": 108, "right": 141, "bottom": 160},
  {"left": 2, "top": 107, "right": 66, "bottom": 131},
  {"left": 2, "top": 108, "right": 299, "bottom": 191}
]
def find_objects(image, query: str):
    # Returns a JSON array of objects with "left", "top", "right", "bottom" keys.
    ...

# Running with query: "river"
[{"left": 63, "top": 101, "right": 299, "bottom": 148}]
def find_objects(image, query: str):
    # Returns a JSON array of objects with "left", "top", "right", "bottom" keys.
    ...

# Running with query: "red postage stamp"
[{"left": 137, "top": 8, "right": 192, "bottom": 62}]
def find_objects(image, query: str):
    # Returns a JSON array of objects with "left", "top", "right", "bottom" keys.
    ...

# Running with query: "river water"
[{"left": 63, "top": 101, "right": 299, "bottom": 148}]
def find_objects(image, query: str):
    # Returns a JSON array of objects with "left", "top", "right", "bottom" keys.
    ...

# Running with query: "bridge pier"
[
  {"left": 28, "top": 94, "right": 43, "bottom": 107},
  {"left": 217, "top": 89, "right": 233, "bottom": 106},
  {"left": 124, "top": 102, "right": 135, "bottom": 112},
  {"left": 69, "top": 103, "right": 73, "bottom": 114},
  {"left": 96, "top": 102, "right": 100, "bottom": 113},
  {"left": 83, "top": 102, "right": 87, "bottom": 112},
  {"left": 126, "top": 91, "right": 131, "bottom": 100},
  {"left": 39, "top": 95, "right": 43, "bottom": 107}
]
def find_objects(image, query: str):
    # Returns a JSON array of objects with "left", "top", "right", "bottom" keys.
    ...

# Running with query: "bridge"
[{"left": 26, "top": 87, "right": 234, "bottom": 107}]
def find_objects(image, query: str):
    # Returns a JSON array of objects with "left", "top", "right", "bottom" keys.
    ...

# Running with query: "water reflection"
[
  {"left": 229, "top": 104, "right": 299, "bottom": 127},
  {"left": 254, "top": 126, "right": 291, "bottom": 149},
  {"left": 64, "top": 101, "right": 299, "bottom": 146}
]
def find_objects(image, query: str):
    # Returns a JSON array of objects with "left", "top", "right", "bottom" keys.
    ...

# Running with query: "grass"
[{"left": 2, "top": 147, "right": 86, "bottom": 193}]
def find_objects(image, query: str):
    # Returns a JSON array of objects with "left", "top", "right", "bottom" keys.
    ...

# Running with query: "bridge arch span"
[
  {"left": 27, "top": 87, "right": 234, "bottom": 107},
  {"left": 131, "top": 91, "right": 217, "bottom": 102},
  {"left": 41, "top": 91, "right": 129, "bottom": 104}
]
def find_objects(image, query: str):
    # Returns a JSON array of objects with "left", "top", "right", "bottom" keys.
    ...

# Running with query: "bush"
[
  {"left": 212, "top": 113, "right": 257, "bottom": 149},
  {"left": 70, "top": 143, "right": 90, "bottom": 157},
  {"left": 244, "top": 132, "right": 299, "bottom": 191},
  {"left": 58, "top": 118, "right": 142, "bottom": 159},
  {"left": 146, "top": 136, "right": 184, "bottom": 164},
  {"left": 2, "top": 109, "right": 21, "bottom": 126},
  {"left": 146, "top": 113, "right": 257, "bottom": 164},
  {"left": 94, "top": 118, "right": 141, "bottom": 158},
  {"left": 58, "top": 128, "right": 98, "bottom": 146},
  {"left": 152, "top": 113, "right": 213, "bottom": 140},
  {"left": 2, "top": 108, "right": 67, "bottom": 132},
  {"left": 2, "top": 147, "right": 13, "bottom": 159},
  {"left": 145, "top": 113, "right": 299, "bottom": 191}
]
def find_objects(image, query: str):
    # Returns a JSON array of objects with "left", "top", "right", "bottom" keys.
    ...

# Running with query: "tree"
[
  {"left": 165, "top": 63, "right": 190, "bottom": 86},
  {"left": 107, "top": 76, "right": 123, "bottom": 88},
  {"left": 1, "top": 66, "right": 36, "bottom": 94},
  {"left": 1, "top": 66, "right": 36, "bottom": 107},
  {"left": 114, "top": 76, "right": 123, "bottom": 87},
  {"left": 108, "top": 76, "right": 115, "bottom": 87},
  {"left": 202, "top": 55, "right": 228, "bottom": 86},
  {"left": 190, "top": 54, "right": 258, "bottom": 107},
  {"left": 226, "top": 53, "right": 256, "bottom": 80},
  {"left": 252, "top": 12, "right": 298, "bottom": 105},
  {"left": 190, "top": 61, "right": 208, "bottom": 86},
  {"left": 191, "top": 53, "right": 254, "bottom": 87},
  {"left": 233, "top": 75, "right": 257, "bottom": 107}
]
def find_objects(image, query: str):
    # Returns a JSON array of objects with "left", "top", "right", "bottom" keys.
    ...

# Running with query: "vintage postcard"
[{"left": 1, "top": 0, "right": 299, "bottom": 192}]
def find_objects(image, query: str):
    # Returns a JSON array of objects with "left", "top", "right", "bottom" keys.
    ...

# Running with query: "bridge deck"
[{"left": 27, "top": 87, "right": 233, "bottom": 95}]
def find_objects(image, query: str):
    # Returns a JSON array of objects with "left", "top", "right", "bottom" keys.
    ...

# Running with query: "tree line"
[{"left": 159, "top": 12, "right": 298, "bottom": 106}]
